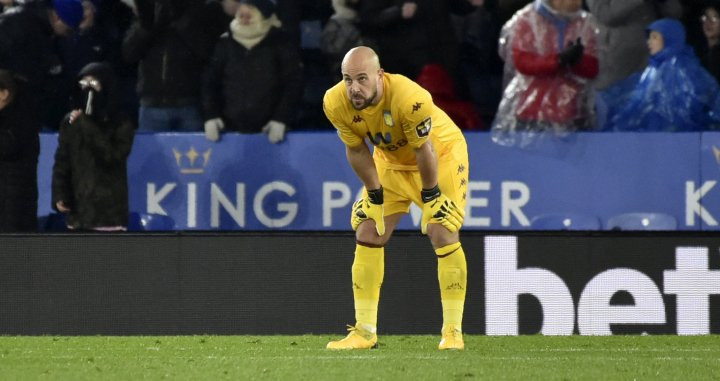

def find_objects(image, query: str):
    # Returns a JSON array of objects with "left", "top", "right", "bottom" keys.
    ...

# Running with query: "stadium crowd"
[{"left": 2, "top": 0, "right": 720, "bottom": 232}]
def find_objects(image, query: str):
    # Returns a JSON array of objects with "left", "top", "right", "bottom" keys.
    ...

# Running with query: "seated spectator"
[
  {"left": 122, "top": 0, "right": 221, "bottom": 132},
  {"left": 491, "top": 0, "right": 599, "bottom": 147},
  {"left": 52, "top": 62, "right": 135, "bottom": 231},
  {"left": 201, "top": 0, "right": 302, "bottom": 143},
  {"left": 0, "top": 70, "right": 39, "bottom": 232},
  {"left": 698, "top": 2, "right": 720, "bottom": 82},
  {"left": 605, "top": 18, "right": 720, "bottom": 131},
  {"left": 415, "top": 63, "right": 483, "bottom": 130},
  {"left": 586, "top": 0, "right": 682, "bottom": 91}
]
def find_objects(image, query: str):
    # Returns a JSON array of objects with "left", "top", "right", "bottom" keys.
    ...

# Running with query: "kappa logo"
[
  {"left": 352, "top": 115, "right": 364, "bottom": 123},
  {"left": 412, "top": 102, "right": 423, "bottom": 113}
]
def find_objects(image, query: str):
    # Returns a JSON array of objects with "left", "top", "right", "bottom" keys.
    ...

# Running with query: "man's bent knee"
[
  {"left": 356, "top": 220, "right": 390, "bottom": 247},
  {"left": 426, "top": 223, "right": 459, "bottom": 249}
]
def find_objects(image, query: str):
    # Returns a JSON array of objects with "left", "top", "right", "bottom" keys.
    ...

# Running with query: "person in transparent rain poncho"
[
  {"left": 491, "top": 0, "right": 599, "bottom": 147},
  {"left": 603, "top": 18, "right": 720, "bottom": 132}
]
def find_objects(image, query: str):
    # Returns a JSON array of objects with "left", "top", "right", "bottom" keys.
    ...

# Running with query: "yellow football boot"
[
  {"left": 438, "top": 325, "right": 464, "bottom": 350},
  {"left": 326, "top": 325, "right": 378, "bottom": 350}
]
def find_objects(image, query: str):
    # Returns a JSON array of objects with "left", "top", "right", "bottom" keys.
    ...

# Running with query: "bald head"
[
  {"left": 341, "top": 46, "right": 384, "bottom": 110},
  {"left": 341, "top": 46, "right": 381, "bottom": 74}
]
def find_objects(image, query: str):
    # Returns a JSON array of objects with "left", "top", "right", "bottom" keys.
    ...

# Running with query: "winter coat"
[
  {"left": 586, "top": 0, "right": 682, "bottom": 90},
  {"left": 122, "top": 1, "right": 220, "bottom": 107},
  {"left": 202, "top": 27, "right": 302, "bottom": 133},
  {"left": 492, "top": 1, "right": 598, "bottom": 146},
  {"left": 0, "top": 1, "right": 55, "bottom": 87},
  {"left": 606, "top": 19, "right": 720, "bottom": 132},
  {"left": 51, "top": 62, "right": 135, "bottom": 230},
  {"left": 0, "top": 83, "right": 39, "bottom": 232}
]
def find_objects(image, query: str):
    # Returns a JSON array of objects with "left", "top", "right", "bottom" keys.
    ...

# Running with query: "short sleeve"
[
  {"left": 323, "top": 92, "right": 364, "bottom": 147},
  {"left": 400, "top": 87, "right": 434, "bottom": 149}
]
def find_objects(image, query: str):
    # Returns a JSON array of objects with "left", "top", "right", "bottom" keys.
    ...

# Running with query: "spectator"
[
  {"left": 415, "top": 63, "right": 483, "bottom": 130},
  {"left": 586, "top": 0, "right": 682, "bottom": 90},
  {"left": 698, "top": 2, "right": 720, "bottom": 82},
  {"left": 454, "top": 0, "right": 503, "bottom": 125},
  {"left": 122, "top": 0, "right": 221, "bottom": 132},
  {"left": 0, "top": 70, "right": 40, "bottom": 232},
  {"left": 492, "top": 0, "right": 599, "bottom": 147},
  {"left": 201, "top": 0, "right": 302, "bottom": 143},
  {"left": 604, "top": 18, "right": 720, "bottom": 131},
  {"left": 321, "top": 0, "right": 369, "bottom": 81},
  {"left": 44, "top": 0, "right": 106, "bottom": 130},
  {"left": 358, "top": 0, "right": 472, "bottom": 80},
  {"left": 52, "top": 62, "right": 135, "bottom": 231},
  {"left": 0, "top": 0, "right": 85, "bottom": 111}
]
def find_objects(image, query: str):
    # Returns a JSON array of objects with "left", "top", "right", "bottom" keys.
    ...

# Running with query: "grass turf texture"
[{"left": 0, "top": 335, "right": 718, "bottom": 380}]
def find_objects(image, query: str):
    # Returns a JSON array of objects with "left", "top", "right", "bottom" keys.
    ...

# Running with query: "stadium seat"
[
  {"left": 529, "top": 213, "right": 601, "bottom": 230},
  {"left": 606, "top": 212, "right": 678, "bottom": 231},
  {"left": 127, "top": 212, "right": 176, "bottom": 231}
]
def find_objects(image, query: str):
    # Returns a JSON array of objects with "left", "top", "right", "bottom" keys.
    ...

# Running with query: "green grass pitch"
[{"left": 1, "top": 335, "right": 718, "bottom": 380}]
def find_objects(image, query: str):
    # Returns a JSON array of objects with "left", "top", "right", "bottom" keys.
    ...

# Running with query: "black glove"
[{"left": 558, "top": 38, "right": 584, "bottom": 67}]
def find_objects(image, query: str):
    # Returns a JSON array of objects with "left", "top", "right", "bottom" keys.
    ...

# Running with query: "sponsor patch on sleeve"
[{"left": 415, "top": 117, "right": 431, "bottom": 137}]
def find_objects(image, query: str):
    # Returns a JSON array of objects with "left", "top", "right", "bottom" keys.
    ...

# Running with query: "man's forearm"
[
  {"left": 415, "top": 141, "right": 438, "bottom": 189},
  {"left": 346, "top": 144, "right": 382, "bottom": 190}
]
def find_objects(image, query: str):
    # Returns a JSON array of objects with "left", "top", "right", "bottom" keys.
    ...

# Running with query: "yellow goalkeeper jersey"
[{"left": 323, "top": 72, "right": 465, "bottom": 171}]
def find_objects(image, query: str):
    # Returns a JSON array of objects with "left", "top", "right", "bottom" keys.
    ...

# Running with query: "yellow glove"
[
  {"left": 421, "top": 185, "right": 464, "bottom": 234},
  {"left": 350, "top": 187, "right": 385, "bottom": 236}
]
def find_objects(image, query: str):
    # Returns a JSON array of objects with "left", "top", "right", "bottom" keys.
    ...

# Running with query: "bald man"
[{"left": 323, "top": 46, "right": 470, "bottom": 350}]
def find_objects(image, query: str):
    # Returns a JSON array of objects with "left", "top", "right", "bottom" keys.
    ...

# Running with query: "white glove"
[
  {"left": 261, "top": 120, "right": 286, "bottom": 144},
  {"left": 204, "top": 118, "right": 224, "bottom": 142}
]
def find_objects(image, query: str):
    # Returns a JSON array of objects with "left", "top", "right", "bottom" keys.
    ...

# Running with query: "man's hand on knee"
[
  {"left": 421, "top": 185, "right": 464, "bottom": 235},
  {"left": 351, "top": 187, "right": 385, "bottom": 236}
]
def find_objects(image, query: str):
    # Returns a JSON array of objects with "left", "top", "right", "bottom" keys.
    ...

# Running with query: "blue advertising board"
[{"left": 37, "top": 131, "right": 716, "bottom": 230}]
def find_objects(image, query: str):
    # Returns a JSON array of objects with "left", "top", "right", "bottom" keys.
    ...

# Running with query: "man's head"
[
  {"left": 702, "top": 5, "right": 720, "bottom": 44},
  {"left": 341, "top": 46, "right": 383, "bottom": 111},
  {"left": 547, "top": 0, "right": 581, "bottom": 14},
  {"left": 49, "top": 0, "right": 84, "bottom": 35},
  {"left": 238, "top": 0, "right": 276, "bottom": 21},
  {"left": 646, "top": 18, "right": 686, "bottom": 56},
  {"left": 77, "top": 62, "right": 116, "bottom": 116}
]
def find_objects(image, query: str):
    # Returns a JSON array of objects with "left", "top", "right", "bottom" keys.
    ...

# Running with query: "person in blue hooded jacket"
[{"left": 607, "top": 18, "right": 720, "bottom": 132}]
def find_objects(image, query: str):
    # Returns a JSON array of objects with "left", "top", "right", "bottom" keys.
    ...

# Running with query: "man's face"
[
  {"left": 647, "top": 30, "right": 664, "bottom": 56},
  {"left": 702, "top": 8, "right": 720, "bottom": 42},
  {"left": 236, "top": 3, "right": 258, "bottom": 25},
  {"left": 550, "top": 0, "right": 581, "bottom": 13},
  {"left": 49, "top": 11, "right": 73, "bottom": 36},
  {"left": 342, "top": 61, "right": 381, "bottom": 111}
]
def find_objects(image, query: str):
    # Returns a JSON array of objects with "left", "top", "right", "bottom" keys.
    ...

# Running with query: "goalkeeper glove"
[
  {"left": 350, "top": 187, "right": 385, "bottom": 236},
  {"left": 421, "top": 185, "right": 464, "bottom": 234}
]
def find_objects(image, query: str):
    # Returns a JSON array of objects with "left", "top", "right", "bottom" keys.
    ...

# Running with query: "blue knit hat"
[
  {"left": 239, "top": 0, "right": 276, "bottom": 18},
  {"left": 53, "top": 0, "right": 84, "bottom": 29}
]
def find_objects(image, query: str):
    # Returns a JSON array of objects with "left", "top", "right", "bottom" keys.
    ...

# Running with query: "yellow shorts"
[{"left": 364, "top": 139, "right": 469, "bottom": 218}]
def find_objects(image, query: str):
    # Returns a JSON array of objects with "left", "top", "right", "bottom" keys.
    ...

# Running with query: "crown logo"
[{"left": 172, "top": 146, "right": 212, "bottom": 174}]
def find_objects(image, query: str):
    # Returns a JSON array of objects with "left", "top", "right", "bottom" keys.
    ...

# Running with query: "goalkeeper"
[{"left": 322, "top": 46, "right": 470, "bottom": 350}]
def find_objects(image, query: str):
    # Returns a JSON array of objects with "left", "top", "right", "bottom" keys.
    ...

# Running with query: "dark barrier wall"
[{"left": 1, "top": 232, "right": 719, "bottom": 335}]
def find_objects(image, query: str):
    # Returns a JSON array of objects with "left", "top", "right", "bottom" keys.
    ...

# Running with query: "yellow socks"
[
  {"left": 352, "top": 243, "right": 385, "bottom": 332},
  {"left": 436, "top": 242, "right": 467, "bottom": 330}
]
